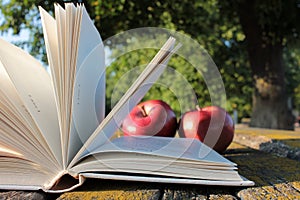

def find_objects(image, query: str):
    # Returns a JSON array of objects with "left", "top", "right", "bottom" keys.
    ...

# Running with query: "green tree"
[
  {"left": 1, "top": 0, "right": 299, "bottom": 129},
  {"left": 104, "top": 33, "right": 212, "bottom": 117},
  {"left": 219, "top": 0, "right": 300, "bottom": 129}
]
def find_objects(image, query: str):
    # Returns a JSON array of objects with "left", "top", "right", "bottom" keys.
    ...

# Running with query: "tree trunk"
[{"left": 237, "top": 0, "right": 294, "bottom": 130}]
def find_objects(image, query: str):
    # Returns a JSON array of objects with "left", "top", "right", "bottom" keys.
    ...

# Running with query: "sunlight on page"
[{"left": 0, "top": 145, "right": 22, "bottom": 157}]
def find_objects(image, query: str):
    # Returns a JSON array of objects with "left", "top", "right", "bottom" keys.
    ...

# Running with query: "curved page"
[
  {"left": 0, "top": 39, "right": 62, "bottom": 166},
  {"left": 68, "top": 4, "right": 105, "bottom": 164}
]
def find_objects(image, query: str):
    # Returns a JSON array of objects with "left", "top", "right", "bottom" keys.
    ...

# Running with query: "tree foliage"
[
  {"left": 220, "top": 0, "right": 300, "bottom": 129},
  {"left": 1, "top": 0, "right": 300, "bottom": 126}
]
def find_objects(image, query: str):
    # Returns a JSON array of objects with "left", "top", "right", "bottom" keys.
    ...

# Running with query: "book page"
[
  {"left": 67, "top": 4, "right": 105, "bottom": 165},
  {"left": 0, "top": 99, "right": 60, "bottom": 171},
  {"left": 0, "top": 61, "right": 61, "bottom": 169},
  {"left": 70, "top": 138, "right": 241, "bottom": 182},
  {"left": 81, "top": 172, "right": 254, "bottom": 187},
  {"left": 54, "top": 4, "right": 69, "bottom": 166},
  {"left": 0, "top": 156, "right": 56, "bottom": 190},
  {"left": 77, "top": 152, "right": 237, "bottom": 171},
  {"left": 87, "top": 136, "right": 235, "bottom": 166},
  {"left": 73, "top": 160, "right": 241, "bottom": 182},
  {"left": 65, "top": 3, "right": 76, "bottom": 86},
  {"left": 39, "top": 6, "right": 65, "bottom": 165},
  {"left": 59, "top": 3, "right": 74, "bottom": 164},
  {"left": 70, "top": 137, "right": 244, "bottom": 184},
  {"left": 0, "top": 63, "right": 46, "bottom": 144},
  {"left": 39, "top": 6, "right": 61, "bottom": 107},
  {"left": 68, "top": 37, "right": 177, "bottom": 168},
  {"left": 40, "top": 3, "right": 105, "bottom": 166},
  {"left": 55, "top": 4, "right": 66, "bottom": 105},
  {"left": 0, "top": 39, "right": 62, "bottom": 166}
]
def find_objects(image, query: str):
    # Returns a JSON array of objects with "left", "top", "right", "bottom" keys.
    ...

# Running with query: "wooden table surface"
[{"left": 1, "top": 128, "right": 300, "bottom": 200}]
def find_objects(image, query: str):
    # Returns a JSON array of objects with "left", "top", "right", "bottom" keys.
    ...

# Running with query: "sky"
[
  {"left": 0, "top": 29, "right": 30, "bottom": 48},
  {"left": 0, "top": 27, "right": 48, "bottom": 71},
  {"left": 0, "top": 0, "right": 30, "bottom": 50}
]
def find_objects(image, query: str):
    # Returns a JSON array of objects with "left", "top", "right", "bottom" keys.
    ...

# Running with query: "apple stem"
[
  {"left": 140, "top": 105, "right": 147, "bottom": 117},
  {"left": 196, "top": 105, "right": 201, "bottom": 111}
]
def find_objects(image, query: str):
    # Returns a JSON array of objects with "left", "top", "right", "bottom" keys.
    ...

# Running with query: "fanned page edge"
[
  {"left": 0, "top": 173, "right": 85, "bottom": 193},
  {"left": 67, "top": 136, "right": 244, "bottom": 184},
  {"left": 84, "top": 136, "right": 236, "bottom": 167},
  {"left": 67, "top": 3, "right": 106, "bottom": 165},
  {"left": 39, "top": 2, "right": 106, "bottom": 168},
  {"left": 0, "top": 59, "right": 59, "bottom": 166},
  {"left": 39, "top": 6, "right": 66, "bottom": 167},
  {"left": 81, "top": 173, "right": 255, "bottom": 187},
  {"left": 39, "top": 6, "right": 61, "bottom": 99},
  {"left": 0, "top": 38, "right": 63, "bottom": 167},
  {"left": 0, "top": 185, "right": 42, "bottom": 191}
]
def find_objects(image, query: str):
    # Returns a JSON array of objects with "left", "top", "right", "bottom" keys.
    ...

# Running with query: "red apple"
[
  {"left": 178, "top": 105, "right": 234, "bottom": 153},
  {"left": 121, "top": 100, "right": 177, "bottom": 137}
]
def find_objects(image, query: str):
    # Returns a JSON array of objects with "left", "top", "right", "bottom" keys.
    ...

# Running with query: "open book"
[{"left": 0, "top": 3, "right": 254, "bottom": 193}]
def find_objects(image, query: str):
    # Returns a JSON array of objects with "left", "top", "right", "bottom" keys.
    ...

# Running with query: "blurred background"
[{"left": 1, "top": 0, "right": 300, "bottom": 131}]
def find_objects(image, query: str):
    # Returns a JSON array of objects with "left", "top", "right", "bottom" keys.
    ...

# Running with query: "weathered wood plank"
[
  {"left": 0, "top": 191, "right": 47, "bottom": 200},
  {"left": 2, "top": 128, "right": 300, "bottom": 199},
  {"left": 225, "top": 142, "right": 300, "bottom": 199},
  {"left": 235, "top": 128, "right": 300, "bottom": 141},
  {"left": 58, "top": 189, "right": 161, "bottom": 200},
  {"left": 57, "top": 179, "right": 161, "bottom": 200},
  {"left": 207, "top": 187, "right": 238, "bottom": 200},
  {"left": 225, "top": 148, "right": 300, "bottom": 186},
  {"left": 234, "top": 128, "right": 300, "bottom": 161},
  {"left": 161, "top": 186, "right": 207, "bottom": 200}
]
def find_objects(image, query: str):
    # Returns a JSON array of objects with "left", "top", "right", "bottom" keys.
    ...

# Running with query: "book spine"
[
  {"left": 43, "top": 170, "right": 68, "bottom": 190},
  {"left": 43, "top": 171, "right": 85, "bottom": 193}
]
